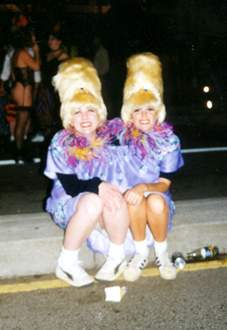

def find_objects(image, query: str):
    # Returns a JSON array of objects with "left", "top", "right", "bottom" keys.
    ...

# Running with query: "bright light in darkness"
[
  {"left": 203, "top": 86, "right": 210, "bottom": 93},
  {"left": 206, "top": 100, "right": 213, "bottom": 109}
]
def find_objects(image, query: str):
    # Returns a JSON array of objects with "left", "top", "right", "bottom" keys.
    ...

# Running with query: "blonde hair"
[
  {"left": 121, "top": 52, "right": 166, "bottom": 123},
  {"left": 52, "top": 57, "right": 107, "bottom": 129}
]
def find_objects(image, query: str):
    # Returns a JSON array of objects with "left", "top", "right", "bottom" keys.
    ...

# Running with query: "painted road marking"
[
  {"left": 0, "top": 259, "right": 226, "bottom": 295},
  {"left": 142, "top": 258, "right": 227, "bottom": 277}
]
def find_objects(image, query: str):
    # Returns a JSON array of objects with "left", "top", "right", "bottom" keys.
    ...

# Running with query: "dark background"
[
  {"left": 1, "top": 0, "right": 227, "bottom": 149},
  {"left": 0, "top": 1, "right": 227, "bottom": 213}
]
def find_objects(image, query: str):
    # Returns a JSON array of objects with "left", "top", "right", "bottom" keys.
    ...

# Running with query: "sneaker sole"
[
  {"left": 56, "top": 266, "right": 94, "bottom": 287},
  {"left": 123, "top": 256, "right": 149, "bottom": 282},
  {"left": 123, "top": 268, "right": 142, "bottom": 282},
  {"left": 159, "top": 269, "right": 177, "bottom": 281},
  {"left": 95, "top": 260, "right": 127, "bottom": 282}
]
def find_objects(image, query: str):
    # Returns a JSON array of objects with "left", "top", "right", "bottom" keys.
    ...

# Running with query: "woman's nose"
[
  {"left": 81, "top": 112, "right": 88, "bottom": 120},
  {"left": 141, "top": 110, "right": 148, "bottom": 119}
]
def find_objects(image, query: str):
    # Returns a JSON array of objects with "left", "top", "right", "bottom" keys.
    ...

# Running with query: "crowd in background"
[{"left": 0, "top": 11, "right": 110, "bottom": 163}]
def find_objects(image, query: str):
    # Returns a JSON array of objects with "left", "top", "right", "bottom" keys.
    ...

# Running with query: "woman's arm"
[
  {"left": 57, "top": 173, "right": 124, "bottom": 212},
  {"left": 58, "top": 51, "right": 69, "bottom": 61},
  {"left": 57, "top": 173, "right": 102, "bottom": 196},
  {"left": 124, "top": 178, "right": 171, "bottom": 206},
  {"left": 144, "top": 177, "right": 171, "bottom": 193}
]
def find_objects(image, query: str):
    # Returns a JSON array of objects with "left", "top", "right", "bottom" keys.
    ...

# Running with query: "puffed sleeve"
[
  {"left": 160, "top": 134, "right": 184, "bottom": 173},
  {"left": 44, "top": 131, "right": 75, "bottom": 179}
]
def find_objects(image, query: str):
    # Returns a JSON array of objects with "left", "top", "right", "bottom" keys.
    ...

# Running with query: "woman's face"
[
  {"left": 72, "top": 107, "right": 100, "bottom": 141},
  {"left": 131, "top": 107, "right": 157, "bottom": 132},
  {"left": 48, "top": 35, "right": 62, "bottom": 51}
]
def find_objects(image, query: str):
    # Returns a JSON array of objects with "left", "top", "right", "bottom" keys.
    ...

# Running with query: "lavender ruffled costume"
[
  {"left": 44, "top": 119, "right": 183, "bottom": 256},
  {"left": 117, "top": 120, "right": 184, "bottom": 226}
]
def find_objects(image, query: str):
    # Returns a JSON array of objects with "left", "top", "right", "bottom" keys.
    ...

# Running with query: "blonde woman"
[
  {"left": 118, "top": 53, "right": 184, "bottom": 281},
  {"left": 44, "top": 58, "right": 129, "bottom": 287}
]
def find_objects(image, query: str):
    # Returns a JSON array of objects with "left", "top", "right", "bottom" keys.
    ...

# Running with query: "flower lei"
[
  {"left": 96, "top": 117, "right": 124, "bottom": 142},
  {"left": 58, "top": 118, "right": 124, "bottom": 167},
  {"left": 68, "top": 136, "right": 105, "bottom": 163},
  {"left": 122, "top": 122, "right": 173, "bottom": 159}
]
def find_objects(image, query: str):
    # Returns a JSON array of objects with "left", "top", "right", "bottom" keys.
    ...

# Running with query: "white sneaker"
[
  {"left": 31, "top": 133, "right": 44, "bottom": 143},
  {"left": 56, "top": 262, "right": 94, "bottom": 287},
  {"left": 95, "top": 258, "right": 127, "bottom": 281},
  {"left": 155, "top": 251, "right": 177, "bottom": 280},
  {"left": 123, "top": 254, "right": 149, "bottom": 282}
]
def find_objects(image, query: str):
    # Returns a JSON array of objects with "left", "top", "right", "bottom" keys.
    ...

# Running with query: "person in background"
[
  {"left": 36, "top": 32, "right": 69, "bottom": 143},
  {"left": 0, "top": 29, "right": 42, "bottom": 142},
  {"left": 93, "top": 36, "right": 109, "bottom": 78},
  {"left": 92, "top": 36, "right": 111, "bottom": 115},
  {"left": 11, "top": 28, "right": 40, "bottom": 162},
  {"left": 44, "top": 58, "right": 129, "bottom": 287},
  {"left": 118, "top": 52, "right": 184, "bottom": 281}
]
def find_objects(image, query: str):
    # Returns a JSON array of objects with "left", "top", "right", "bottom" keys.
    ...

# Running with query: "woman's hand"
[
  {"left": 124, "top": 183, "right": 147, "bottom": 206},
  {"left": 98, "top": 182, "right": 123, "bottom": 212},
  {"left": 124, "top": 189, "right": 143, "bottom": 206}
]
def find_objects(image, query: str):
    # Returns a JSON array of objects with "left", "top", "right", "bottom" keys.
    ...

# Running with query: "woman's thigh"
[
  {"left": 12, "top": 84, "right": 33, "bottom": 106},
  {"left": 52, "top": 192, "right": 102, "bottom": 229}
]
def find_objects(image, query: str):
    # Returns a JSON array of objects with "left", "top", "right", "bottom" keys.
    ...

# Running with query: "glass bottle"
[{"left": 186, "top": 245, "right": 219, "bottom": 262}]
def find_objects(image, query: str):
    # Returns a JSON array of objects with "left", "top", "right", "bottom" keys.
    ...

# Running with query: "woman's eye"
[
  {"left": 88, "top": 109, "right": 95, "bottom": 113},
  {"left": 147, "top": 108, "right": 155, "bottom": 112},
  {"left": 134, "top": 109, "right": 140, "bottom": 113}
]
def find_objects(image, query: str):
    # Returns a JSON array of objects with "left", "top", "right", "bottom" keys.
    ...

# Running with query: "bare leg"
[
  {"left": 24, "top": 117, "right": 31, "bottom": 139},
  {"left": 12, "top": 84, "right": 33, "bottom": 149},
  {"left": 146, "top": 194, "right": 168, "bottom": 242},
  {"left": 14, "top": 110, "right": 30, "bottom": 149},
  {"left": 127, "top": 197, "right": 147, "bottom": 241},
  {"left": 57, "top": 193, "right": 103, "bottom": 287},
  {"left": 146, "top": 194, "right": 176, "bottom": 280},
  {"left": 64, "top": 193, "right": 103, "bottom": 250},
  {"left": 123, "top": 198, "right": 149, "bottom": 282},
  {"left": 102, "top": 198, "right": 129, "bottom": 244},
  {"left": 95, "top": 198, "right": 129, "bottom": 281}
]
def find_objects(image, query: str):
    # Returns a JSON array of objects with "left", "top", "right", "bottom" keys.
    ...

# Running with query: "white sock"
[
  {"left": 58, "top": 247, "right": 80, "bottom": 267},
  {"left": 134, "top": 239, "right": 149, "bottom": 258},
  {"left": 108, "top": 242, "right": 125, "bottom": 263},
  {"left": 154, "top": 240, "right": 167, "bottom": 257}
]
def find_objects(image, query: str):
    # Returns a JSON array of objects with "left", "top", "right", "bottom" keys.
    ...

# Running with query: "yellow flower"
[
  {"left": 68, "top": 138, "right": 105, "bottom": 161},
  {"left": 132, "top": 129, "right": 140, "bottom": 138},
  {"left": 75, "top": 147, "right": 91, "bottom": 160}
]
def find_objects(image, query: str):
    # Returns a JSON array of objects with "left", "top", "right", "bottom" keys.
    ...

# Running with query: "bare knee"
[
  {"left": 78, "top": 193, "right": 103, "bottom": 218},
  {"left": 147, "top": 194, "right": 167, "bottom": 215}
]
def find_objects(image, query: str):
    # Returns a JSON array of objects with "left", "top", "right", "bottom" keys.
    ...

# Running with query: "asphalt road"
[{"left": 0, "top": 267, "right": 226, "bottom": 330}]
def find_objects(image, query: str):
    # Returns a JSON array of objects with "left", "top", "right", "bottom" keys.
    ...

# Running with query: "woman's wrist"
[{"left": 139, "top": 183, "right": 148, "bottom": 193}]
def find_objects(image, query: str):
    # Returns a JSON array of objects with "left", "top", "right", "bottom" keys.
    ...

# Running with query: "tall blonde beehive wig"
[
  {"left": 52, "top": 57, "right": 107, "bottom": 129},
  {"left": 121, "top": 52, "right": 166, "bottom": 123}
]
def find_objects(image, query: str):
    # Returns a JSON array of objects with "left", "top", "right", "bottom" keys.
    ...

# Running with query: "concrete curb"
[{"left": 1, "top": 198, "right": 227, "bottom": 278}]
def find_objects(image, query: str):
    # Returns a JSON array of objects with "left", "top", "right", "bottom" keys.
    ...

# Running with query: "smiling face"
[
  {"left": 71, "top": 107, "right": 100, "bottom": 141},
  {"left": 131, "top": 106, "right": 157, "bottom": 132}
]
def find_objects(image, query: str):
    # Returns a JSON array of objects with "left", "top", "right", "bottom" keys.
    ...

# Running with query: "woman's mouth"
[
  {"left": 140, "top": 120, "right": 150, "bottom": 125},
  {"left": 81, "top": 122, "right": 91, "bottom": 128}
]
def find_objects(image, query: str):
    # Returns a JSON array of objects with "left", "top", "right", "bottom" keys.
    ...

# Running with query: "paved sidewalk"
[{"left": 1, "top": 197, "right": 227, "bottom": 278}]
